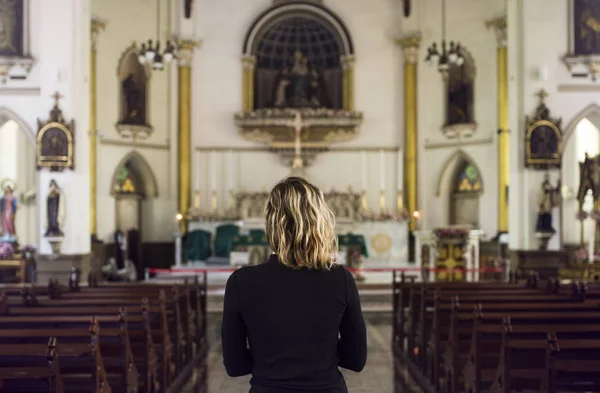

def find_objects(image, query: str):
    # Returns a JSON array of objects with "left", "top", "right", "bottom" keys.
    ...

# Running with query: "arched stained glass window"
[
  {"left": 456, "top": 164, "right": 481, "bottom": 192},
  {"left": 114, "top": 165, "right": 138, "bottom": 194}
]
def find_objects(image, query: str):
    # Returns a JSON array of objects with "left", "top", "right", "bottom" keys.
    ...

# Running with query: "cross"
[
  {"left": 536, "top": 89, "right": 548, "bottom": 104},
  {"left": 51, "top": 91, "right": 63, "bottom": 107}
]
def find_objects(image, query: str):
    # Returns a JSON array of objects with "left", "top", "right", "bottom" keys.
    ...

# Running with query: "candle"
[
  {"left": 211, "top": 151, "right": 217, "bottom": 192},
  {"left": 228, "top": 150, "right": 234, "bottom": 191},
  {"left": 397, "top": 149, "right": 402, "bottom": 191},
  {"left": 361, "top": 150, "right": 367, "bottom": 191},
  {"left": 379, "top": 150, "right": 385, "bottom": 191},
  {"left": 194, "top": 150, "right": 200, "bottom": 190}
]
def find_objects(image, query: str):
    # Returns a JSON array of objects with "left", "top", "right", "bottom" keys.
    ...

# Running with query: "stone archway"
[{"left": 0, "top": 107, "right": 37, "bottom": 246}]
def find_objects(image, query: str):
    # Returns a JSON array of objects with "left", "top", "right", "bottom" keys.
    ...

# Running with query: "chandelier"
[
  {"left": 424, "top": 0, "right": 464, "bottom": 77},
  {"left": 138, "top": 0, "right": 177, "bottom": 70}
]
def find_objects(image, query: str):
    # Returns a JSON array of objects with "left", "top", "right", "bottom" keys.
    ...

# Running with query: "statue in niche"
[
  {"left": 574, "top": 0, "right": 600, "bottom": 54},
  {"left": 536, "top": 173, "right": 561, "bottom": 233},
  {"left": 271, "top": 50, "right": 329, "bottom": 109},
  {"left": 0, "top": 184, "right": 17, "bottom": 240},
  {"left": 121, "top": 73, "right": 145, "bottom": 125},
  {"left": 0, "top": 0, "right": 23, "bottom": 56},
  {"left": 45, "top": 180, "right": 65, "bottom": 237},
  {"left": 446, "top": 64, "right": 474, "bottom": 125}
]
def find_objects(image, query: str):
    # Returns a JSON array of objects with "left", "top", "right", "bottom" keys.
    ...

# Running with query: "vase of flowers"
[
  {"left": 21, "top": 245, "right": 36, "bottom": 260},
  {"left": 0, "top": 242, "right": 15, "bottom": 260}
]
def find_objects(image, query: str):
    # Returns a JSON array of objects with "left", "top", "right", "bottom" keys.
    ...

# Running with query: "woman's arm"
[
  {"left": 221, "top": 272, "right": 253, "bottom": 376},
  {"left": 338, "top": 268, "right": 367, "bottom": 372}
]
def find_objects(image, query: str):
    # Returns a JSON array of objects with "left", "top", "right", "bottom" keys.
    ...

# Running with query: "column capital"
[
  {"left": 486, "top": 16, "right": 507, "bottom": 48},
  {"left": 177, "top": 39, "right": 202, "bottom": 67},
  {"left": 91, "top": 19, "right": 106, "bottom": 50},
  {"left": 395, "top": 34, "right": 422, "bottom": 64},
  {"left": 242, "top": 54, "right": 256, "bottom": 69}
]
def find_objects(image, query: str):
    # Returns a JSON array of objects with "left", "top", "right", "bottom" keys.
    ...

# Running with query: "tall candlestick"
[
  {"left": 194, "top": 150, "right": 200, "bottom": 191},
  {"left": 361, "top": 150, "right": 367, "bottom": 191},
  {"left": 211, "top": 151, "right": 217, "bottom": 192},
  {"left": 397, "top": 149, "right": 402, "bottom": 191},
  {"left": 379, "top": 150, "right": 385, "bottom": 191},
  {"left": 228, "top": 150, "right": 234, "bottom": 191}
]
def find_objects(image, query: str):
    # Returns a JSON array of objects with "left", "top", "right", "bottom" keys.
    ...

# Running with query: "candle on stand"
[
  {"left": 228, "top": 150, "right": 234, "bottom": 191},
  {"left": 194, "top": 150, "right": 200, "bottom": 191},
  {"left": 379, "top": 150, "right": 385, "bottom": 191},
  {"left": 397, "top": 149, "right": 402, "bottom": 191},
  {"left": 361, "top": 150, "right": 367, "bottom": 191},
  {"left": 211, "top": 151, "right": 217, "bottom": 192}
]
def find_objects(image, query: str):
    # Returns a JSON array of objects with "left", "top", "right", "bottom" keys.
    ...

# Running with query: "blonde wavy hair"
[{"left": 265, "top": 177, "right": 338, "bottom": 269}]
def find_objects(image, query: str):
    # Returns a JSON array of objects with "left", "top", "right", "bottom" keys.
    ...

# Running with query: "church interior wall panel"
[
  {"left": 193, "top": 0, "right": 402, "bottom": 151},
  {"left": 414, "top": 0, "right": 504, "bottom": 234},
  {"left": 97, "top": 145, "right": 175, "bottom": 243},
  {"left": 35, "top": 0, "right": 91, "bottom": 255},
  {"left": 510, "top": 0, "right": 600, "bottom": 249}
]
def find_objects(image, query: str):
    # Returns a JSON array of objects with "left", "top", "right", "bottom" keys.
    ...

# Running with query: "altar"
[{"left": 183, "top": 188, "right": 410, "bottom": 283}]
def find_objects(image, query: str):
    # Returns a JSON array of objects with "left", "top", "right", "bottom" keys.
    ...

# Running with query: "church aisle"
[{"left": 183, "top": 319, "right": 421, "bottom": 393}]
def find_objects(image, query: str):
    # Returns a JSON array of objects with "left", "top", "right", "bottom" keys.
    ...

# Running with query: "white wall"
[
  {"left": 509, "top": 0, "right": 600, "bottom": 250},
  {"left": 403, "top": 0, "right": 504, "bottom": 236},
  {"left": 192, "top": 0, "right": 404, "bottom": 212},
  {"left": 92, "top": 0, "right": 177, "bottom": 242},
  {"left": 0, "top": 0, "right": 91, "bottom": 254}
]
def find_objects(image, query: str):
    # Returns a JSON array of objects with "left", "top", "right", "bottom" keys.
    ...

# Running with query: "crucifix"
[
  {"left": 51, "top": 91, "right": 63, "bottom": 106},
  {"left": 536, "top": 89, "right": 548, "bottom": 104},
  {"left": 290, "top": 111, "right": 304, "bottom": 170}
]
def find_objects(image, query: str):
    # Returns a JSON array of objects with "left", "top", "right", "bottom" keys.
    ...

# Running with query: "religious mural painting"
[
  {"left": 572, "top": 0, "right": 600, "bottom": 55},
  {"left": 0, "top": 0, "right": 24, "bottom": 57},
  {"left": 36, "top": 92, "right": 75, "bottom": 172},
  {"left": 525, "top": 90, "right": 563, "bottom": 169}
]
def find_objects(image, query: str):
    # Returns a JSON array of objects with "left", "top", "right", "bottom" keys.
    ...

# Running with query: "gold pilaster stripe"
[
  {"left": 487, "top": 17, "right": 508, "bottom": 233},
  {"left": 397, "top": 34, "right": 421, "bottom": 231},
  {"left": 178, "top": 65, "right": 191, "bottom": 232},
  {"left": 242, "top": 56, "right": 256, "bottom": 112},
  {"left": 177, "top": 39, "right": 201, "bottom": 233},
  {"left": 379, "top": 190, "right": 386, "bottom": 212},
  {"left": 90, "top": 19, "right": 105, "bottom": 237}
]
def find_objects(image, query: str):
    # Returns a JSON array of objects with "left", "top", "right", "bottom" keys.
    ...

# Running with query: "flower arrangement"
[
  {"left": 0, "top": 242, "right": 15, "bottom": 260},
  {"left": 357, "top": 209, "right": 409, "bottom": 222},
  {"left": 574, "top": 247, "right": 589, "bottom": 262},
  {"left": 21, "top": 245, "right": 36, "bottom": 254},
  {"left": 576, "top": 210, "right": 589, "bottom": 221},
  {"left": 236, "top": 108, "right": 363, "bottom": 120}
]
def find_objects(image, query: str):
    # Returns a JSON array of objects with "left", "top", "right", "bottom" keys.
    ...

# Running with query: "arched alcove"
[
  {"left": 561, "top": 104, "right": 600, "bottom": 245},
  {"left": 109, "top": 151, "right": 158, "bottom": 198},
  {"left": 0, "top": 108, "right": 37, "bottom": 246},
  {"left": 242, "top": 1, "right": 354, "bottom": 110},
  {"left": 435, "top": 150, "right": 484, "bottom": 227},
  {"left": 116, "top": 44, "right": 149, "bottom": 128}
]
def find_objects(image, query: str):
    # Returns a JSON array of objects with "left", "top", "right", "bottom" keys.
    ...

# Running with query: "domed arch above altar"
[{"left": 235, "top": 1, "right": 363, "bottom": 167}]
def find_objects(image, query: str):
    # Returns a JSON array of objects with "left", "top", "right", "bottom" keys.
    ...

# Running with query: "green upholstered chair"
[
  {"left": 184, "top": 229, "right": 212, "bottom": 261},
  {"left": 214, "top": 224, "right": 241, "bottom": 258}
]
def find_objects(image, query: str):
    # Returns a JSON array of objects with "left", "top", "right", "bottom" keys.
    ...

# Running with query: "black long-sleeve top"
[{"left": 221, "top": 254, "right": 367, "bottom": 393}]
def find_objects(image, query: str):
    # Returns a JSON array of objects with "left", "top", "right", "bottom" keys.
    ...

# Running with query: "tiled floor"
[{"left": 183, "top": 316, "right": 421, "bottom": 393}]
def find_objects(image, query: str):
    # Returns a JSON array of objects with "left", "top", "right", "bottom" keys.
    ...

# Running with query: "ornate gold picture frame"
[
  {"left": 525, "top": 90, "right": 562, "bottom": 169},
  {"left": 36, "top": 93, "right": 74, "bottom": 171}
]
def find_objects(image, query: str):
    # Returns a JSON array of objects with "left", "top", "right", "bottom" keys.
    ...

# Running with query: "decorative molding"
[
  {"left": 115, "top": 123, "right": 153, "bottom": 140},
  {"left": 0, "top": 57, "right": 34, "bottom": 84},
  {"left": 177, "top": 39, "right": 202, "bottom": 67},
  {"left": 557, "top": 83, "right": 600, "bottom": 92},
  {"left": 100, "top": 138, "right": 169, "bottom": 151},
  {"left": 395, "top": 34, "right": 422, "bottom": 64},
  {"left": 194, "top": 146, "right": 401, "bottom": 152},
  {"left": 441, "top": 122, "right": 478, "bottom": 139},
  {"left": 485, "top": 16, "right": 507, "bottom": 48},
  {"left": 90, "top": 19, "right": 106, "bottom": 49},
  {"left": 424, "top": 135, "right": 494, "bottom": 150},
  {"left": 0, "top": 86, "right": 39, "bottom": 95}
]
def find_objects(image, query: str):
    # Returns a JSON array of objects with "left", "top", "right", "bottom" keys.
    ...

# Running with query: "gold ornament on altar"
[{"left": 371, "top": 233, "right": 392, "bottom": 255}]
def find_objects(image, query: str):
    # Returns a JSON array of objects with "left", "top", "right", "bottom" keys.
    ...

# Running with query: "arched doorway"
[
  {"left": 561, "top": 104, "right": 600, "bottom": 245},
  {"left": 435, "top": 150, "right": 484, "bottom": 228},
  {"left": 0, "top": 108, "right": 36, "bottom": 246},
  {"left": 109, "top": 151, "right": 159, "bottom": 236}
]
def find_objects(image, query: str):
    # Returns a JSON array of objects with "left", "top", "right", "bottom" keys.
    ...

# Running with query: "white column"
[
  {"left": 211, "top": 151, "right": 217, "bottom": 192},
  {"left": 361, "top": 150, "right": 367, "bottom": 191},
  {"left": 38, "top": 0, "right": 91, "bottom": 255},
  {"left": 379, "top": 150, "right": 385, "bottom": 191}
]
